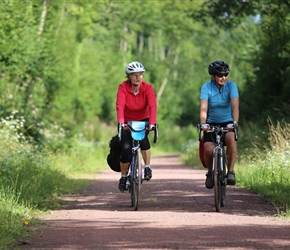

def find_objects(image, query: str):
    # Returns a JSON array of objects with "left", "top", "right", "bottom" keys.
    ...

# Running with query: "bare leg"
[
  {"left": 141, "top": 149, "right": 152, "bottom": 180},
  {"left": 204, "top": 142, "right": 215, "bottom": 172},
  {"left": 225, "top": 132, "right": 237, "bottom": 172},
  {"left": 120, "top": 162, "right": 130, "bottom": 175},
  {"left": 141, "top": 149, "right": 151, "bottom": 165}
]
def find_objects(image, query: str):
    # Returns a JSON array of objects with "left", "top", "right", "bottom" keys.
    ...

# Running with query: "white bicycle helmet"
[{"left": 125, "top": 61, "right": 145, "bottom": 74}]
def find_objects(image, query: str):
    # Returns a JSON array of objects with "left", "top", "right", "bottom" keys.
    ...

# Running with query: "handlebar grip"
[
  {"left": 153, "top": 123, "right": 158, "bottom": 143},
  {"left": 118, "top": 123, "right": 122, "bottom": 142},
  {"left": 234, "top": 126, "right": 238, "bottom": 141},
  {"left": 197, "top": 124, "right": 201, "bottom": 141}
]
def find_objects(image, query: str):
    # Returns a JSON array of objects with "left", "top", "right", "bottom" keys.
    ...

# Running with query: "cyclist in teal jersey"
[{"left": 199, "top": 60, "right": 239, "bottom": 189}]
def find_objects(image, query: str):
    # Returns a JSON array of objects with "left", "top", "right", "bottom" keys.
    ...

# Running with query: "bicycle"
[
  {"left": 198, "top": 123, "right": 238, "bottom": 212},
  {"left": 118, "top": 121, "right": 158, "bottom": 211}
]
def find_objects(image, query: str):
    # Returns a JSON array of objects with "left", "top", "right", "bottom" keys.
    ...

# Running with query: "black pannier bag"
[{"left": 106, "top": 135, "right": 122, "bottom": 172}]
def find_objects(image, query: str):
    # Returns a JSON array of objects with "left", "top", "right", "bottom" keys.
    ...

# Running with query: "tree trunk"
[{"left": 38, "top": 0, "right": 47, "bottom": 36}]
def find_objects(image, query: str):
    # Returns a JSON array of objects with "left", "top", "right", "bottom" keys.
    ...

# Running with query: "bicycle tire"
[
  {"left": 129, "top": 150, "right": 137, "bottom": 208},
  {"left": 136, "top": 148, "right": 142, "bottom": 210},
  {"left": 221, "top": 152, "right": 227, "bottom": 207},
  {"left": 131, "top": 149, "right": 140, "bottom": 211},
  {"left": 128, "top": 163, "right": 134, "bottom": 207},
  {"left": 213, "top": 150, "right": 221, "bottom": 212},
  {"left": 128, "top": 165, "right": 134, "bottom": 207},
  {"left": 130, "top": 166, "right": 137, "bottom": 209}
]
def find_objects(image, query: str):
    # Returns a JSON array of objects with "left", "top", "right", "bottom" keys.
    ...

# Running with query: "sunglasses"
[
  {"left": 131, "top": 74, "right": 143, "bottom": 78},
  {"left": 216, "top": 73, "right": 228, "bottom": 78}
]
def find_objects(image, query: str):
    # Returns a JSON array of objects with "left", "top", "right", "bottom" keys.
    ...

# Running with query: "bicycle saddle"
[{"left": 128, "top": 121, "right": 147, "bottom": 141}]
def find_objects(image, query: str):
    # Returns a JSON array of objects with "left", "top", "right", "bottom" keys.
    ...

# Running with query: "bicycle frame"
[
  {"left": 211, "top": 127, "right": 228, "bottom": 212},
  {"left": 198, "top": 123, "right": 237, "bottom": 212}
]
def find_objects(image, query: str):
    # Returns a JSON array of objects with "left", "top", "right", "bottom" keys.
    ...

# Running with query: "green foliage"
[
  {"left": 237, "top": 149, "right": 290, "bottom": 215},
  {"left": 180, "top": 138, "right": 203, "bottom": 168},
  {"left": 204, "top": 0, "right": 290, "bottom": 123},
  {"left": 242, "top": 3, "right": 290, "bottom": 121},
  {"left": 0, "top": 188, "right": 32, "bottom": 249},
  {"left": 155, "top": 123, "right": 196, "bottom": 152},
  {"left": 0, "top": 112, "right": 109, "bottom": 249},
  {"left": 0, "top": 112, "right": 62, "bottom": 208},
  {"left": 1, "top": 0, "right": 275, "bottom": 131},
  {"left": 201, "top": 0, "right": 261, "bottom": 28},
  {"left": 0, "top": 0, "right": 289, "bottom": 132}
]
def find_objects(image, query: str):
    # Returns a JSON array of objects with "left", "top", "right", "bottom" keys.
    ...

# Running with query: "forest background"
[{"left": 0, "top": 0, "right": 290, "bottom": 248}]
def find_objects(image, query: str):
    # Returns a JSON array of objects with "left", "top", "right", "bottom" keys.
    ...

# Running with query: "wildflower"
[{"left": 24, "top": 221, "right": 29, "bottom": 225}]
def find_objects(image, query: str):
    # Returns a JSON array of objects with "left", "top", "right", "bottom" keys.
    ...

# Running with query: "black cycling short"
[{"left": 120, "top": 119, "right": 150, "bottom": 163}]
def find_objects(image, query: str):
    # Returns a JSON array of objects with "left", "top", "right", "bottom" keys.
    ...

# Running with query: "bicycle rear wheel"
[{"left": 213, "top": 150, "right": 221, "bottom": 212}]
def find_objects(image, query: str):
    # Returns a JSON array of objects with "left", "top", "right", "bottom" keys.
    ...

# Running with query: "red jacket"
[{"left": 116, "top": 80, "right": 157, "bottom": 125}]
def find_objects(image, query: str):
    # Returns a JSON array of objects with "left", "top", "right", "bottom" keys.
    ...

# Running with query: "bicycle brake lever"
[
  {"left": 118, "top": 123, "right": 122, "bottom": 142},
  {"left": 153, "top": 123, "right": 158, "bottom": 143}
]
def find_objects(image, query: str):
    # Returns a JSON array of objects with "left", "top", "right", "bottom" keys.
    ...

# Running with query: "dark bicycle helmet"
[
  {"left": 208, "top": 60, "right": 230, "bottom": 75},
  {"left": 125, "top": 61, "right": 145, "bottom": 74}
]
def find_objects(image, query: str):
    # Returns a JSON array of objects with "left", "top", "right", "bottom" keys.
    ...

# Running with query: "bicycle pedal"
[{"left": 126, "top": 180, "right": 130, "bottom": 190}]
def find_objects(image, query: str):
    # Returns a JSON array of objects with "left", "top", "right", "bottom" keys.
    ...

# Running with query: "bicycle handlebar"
[
  {"left": 197, "top": 123, "right": 238, "bottom": 141},
  {"left": 118, "top": 122, "right": 158, "bottom": 143}
]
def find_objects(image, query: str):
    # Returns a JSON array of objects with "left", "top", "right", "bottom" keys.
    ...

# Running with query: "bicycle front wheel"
[
  {"left": 213, "top": 150, "right": 221, "bottom": 212},
  {"left": 132, "top": 148, "right": 141, "bottom": 211},
  {"left": 137, "top": 148, "right": 142, "bottom": 208}
]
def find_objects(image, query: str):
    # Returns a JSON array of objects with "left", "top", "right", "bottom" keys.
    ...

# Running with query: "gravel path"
[{"left": 18, "top": 154, "right": 290, "bottom": 249}]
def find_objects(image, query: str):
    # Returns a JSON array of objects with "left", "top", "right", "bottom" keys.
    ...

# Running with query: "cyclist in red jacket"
[{"left": 116, "top": 61, "right": 157, "bottom": 192}]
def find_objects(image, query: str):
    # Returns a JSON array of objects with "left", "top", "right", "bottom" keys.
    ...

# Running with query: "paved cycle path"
[{"left": 19, "top": 154, "right": 290, "bottom": 249}]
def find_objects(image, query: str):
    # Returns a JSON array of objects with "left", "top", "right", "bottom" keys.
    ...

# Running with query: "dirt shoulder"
[{"left": 18, "top": 155, "right": 290, "bottom": 250}]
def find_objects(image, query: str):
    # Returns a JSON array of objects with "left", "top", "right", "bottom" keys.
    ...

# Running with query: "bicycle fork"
[
  {"left": 127, "top": 148, "right": 136, "bottom": 190},
  {"left": 128, "top": 144, "right": 141, "bottom": 190}
]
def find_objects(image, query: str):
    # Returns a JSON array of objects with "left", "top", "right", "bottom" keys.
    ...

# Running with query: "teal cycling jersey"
[{"left": 200, "top": 80, "right": 239, "bottom": 123}]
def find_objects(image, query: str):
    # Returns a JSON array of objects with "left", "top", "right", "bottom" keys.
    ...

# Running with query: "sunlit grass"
[
  {"left": 146, "top": 197, "right": 157, "bottom": 201},
  {"left": 237, "top": 119, "right": 290, "bottom": 216},
  {"left": 0, "top": 186, "right": 33, "bottom": 249}
]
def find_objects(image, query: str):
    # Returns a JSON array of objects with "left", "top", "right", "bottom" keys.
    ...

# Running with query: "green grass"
[
  {"left": 0, "top": 113, "right": 110, "bottom": 249},
  {"left": 237, "top": 151, "right": 290, "bottom": 215},
  {"left": 0, "top": 187, "right": 34, "bottom": 249},
  {"left": 236, "top": 120, "right": 290, "bottom": 216}
]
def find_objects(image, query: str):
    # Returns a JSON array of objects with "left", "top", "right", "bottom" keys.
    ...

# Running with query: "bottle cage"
[{"left": 127, "top": 121, "right": 147, "bottom": 141}]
